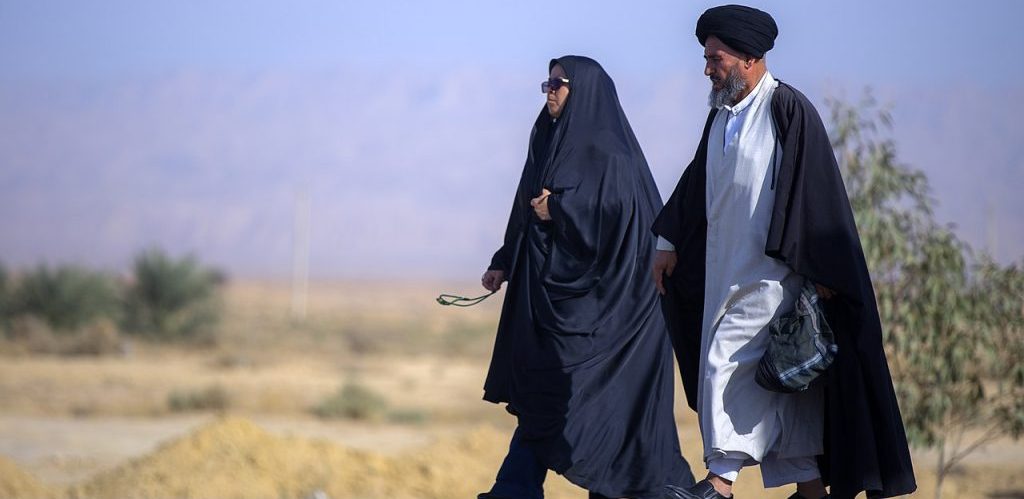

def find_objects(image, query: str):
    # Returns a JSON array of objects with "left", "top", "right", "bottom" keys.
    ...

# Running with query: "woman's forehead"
[{"left": 550, "top": 64, "right": 566, "bottom": 77}]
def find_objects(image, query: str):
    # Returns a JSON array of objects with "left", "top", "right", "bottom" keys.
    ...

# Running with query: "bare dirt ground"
[{"left": 0, "top": 281, "right": 1021, "bottom": 498}]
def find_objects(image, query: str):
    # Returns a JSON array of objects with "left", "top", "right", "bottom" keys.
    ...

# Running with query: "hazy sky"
[{"left": 2, "top": 1, "right": 1022, "bottom": 279}]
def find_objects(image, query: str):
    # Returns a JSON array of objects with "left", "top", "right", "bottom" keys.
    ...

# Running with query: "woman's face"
[{"left": 546, "top": 64, "right": 570, "bottom": 119}]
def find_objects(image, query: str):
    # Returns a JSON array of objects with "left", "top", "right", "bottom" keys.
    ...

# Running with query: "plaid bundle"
[{"left": 756, "top": 280, "right": 838, "bottom": 393}]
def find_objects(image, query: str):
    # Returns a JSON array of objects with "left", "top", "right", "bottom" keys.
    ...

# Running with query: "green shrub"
[
  {"left": 0, "top": 263, "right": 9, "bottom": 330},
  {"left": 387, "top": 408, "right": 429, "bottom": 425},
  {"left": 313, "top": 383, "right": 389, "bottom": 420},
  {"left": 10, "top": 265, "right": 120, "bottom": 332},
  {"left": 168, "top": 385, "right": 231, "bottom": 412},
  {"left": 123, "top": 249, "right": 223, "bottom": 341}
]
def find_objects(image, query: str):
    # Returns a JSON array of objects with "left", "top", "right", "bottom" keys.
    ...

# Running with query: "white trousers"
[{"left": 708, "top": 452, "right": 820, "bottom": 488}]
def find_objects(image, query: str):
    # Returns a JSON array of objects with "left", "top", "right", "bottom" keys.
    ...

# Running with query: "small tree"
[
  {"left": 122, "top": 249, "right": 224, "bottom": 341},
  {"left": 10, "top": 265, "right": 120, "bottom": 332},
  {"left": 313, "top": 382, "right": 389, "bottom": 420},
  {"left": 829, "top": 94, "right": 1024, "bottom": 498},
  {"left": 0, "top": 263, "right": 8, "bottom": 331}
]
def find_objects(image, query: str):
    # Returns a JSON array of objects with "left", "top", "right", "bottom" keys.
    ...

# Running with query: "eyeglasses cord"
[{"left": 436, "top": 290, "right": 497, "bottom": 307}]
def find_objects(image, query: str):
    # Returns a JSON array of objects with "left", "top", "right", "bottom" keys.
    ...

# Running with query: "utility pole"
[{"left": 291, "top": 190, "right": 310, "bottom": 321}]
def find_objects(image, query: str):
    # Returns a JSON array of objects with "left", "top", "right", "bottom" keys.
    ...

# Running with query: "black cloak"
[
  {"left": 652, "top": 80, "right": 917, "bottom": 499},
  {"left": 484, "top": 55, "right": 694, "bottom": 498}
]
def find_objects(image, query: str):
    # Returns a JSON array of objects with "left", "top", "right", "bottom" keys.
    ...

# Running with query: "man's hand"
[
  {"left": 652, "top": 250, "right": 677, "bottom": 296},
  {"left": 482, "top": 269, "right": 506, "bottom": 292},
  {"left": 814, "top": 283, "right": 836, "bottom": 300},
  {"left": 530, "top": 188, "right": 552, "bottom": 221}
]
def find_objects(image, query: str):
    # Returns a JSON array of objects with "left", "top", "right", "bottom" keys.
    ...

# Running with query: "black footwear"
[
  {"left": 477, "top": 494, "right": 513, "bottom": 499},
  {"left": 664, "top": 479, "right": 733, "bottom": 499},
  {"left": 786, "top": 494, "right": 829, "bottom": 499}
]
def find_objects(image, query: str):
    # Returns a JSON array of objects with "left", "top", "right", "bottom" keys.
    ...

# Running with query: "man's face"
[
  {"left": 703, "top": 36, "right": 746, "bottom": 91},
  {"left": 546, "top": 64, "right": 570, "bottom": 119}
]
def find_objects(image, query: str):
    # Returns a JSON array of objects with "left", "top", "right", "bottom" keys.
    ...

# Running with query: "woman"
[{"left": 478, "top": 55, "right": 694, "bottom": 499}]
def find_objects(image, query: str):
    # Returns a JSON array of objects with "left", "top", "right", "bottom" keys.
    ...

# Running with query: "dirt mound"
[
  {"left": 69, "top": 417, "right": 579, "bottom": 499},
  {"left": 71, "top": 417, "right": 389, "bottom": 499},
  {"left": 368, "top": 425, "right": 563, "bottom": 499},
  {"left": 0, "top": 455, "right": 53, "bottom": 499}
]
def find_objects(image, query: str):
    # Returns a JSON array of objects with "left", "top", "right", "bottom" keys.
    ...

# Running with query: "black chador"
[{"left": 484, "top": 55, "right": 693, "bottom": 498}]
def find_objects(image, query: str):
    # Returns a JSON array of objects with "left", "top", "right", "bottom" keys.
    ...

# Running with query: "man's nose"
[{"left": 704, "top": 64, "right": 713, "bottom": 76}]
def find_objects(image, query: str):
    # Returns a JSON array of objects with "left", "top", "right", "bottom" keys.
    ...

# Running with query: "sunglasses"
[{"left": 541, "top": 77, "right": 569, "bottom": 94}]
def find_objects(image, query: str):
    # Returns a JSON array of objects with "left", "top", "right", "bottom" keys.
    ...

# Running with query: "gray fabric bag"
[{"left": 756, "top": 280, "right": 839, "bottom": 393}]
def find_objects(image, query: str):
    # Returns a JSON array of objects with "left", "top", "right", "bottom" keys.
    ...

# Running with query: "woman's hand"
[
  {"left": 530, "top": 188, "right": 552, "bottom": 221},
  {"left": 482, "top": 270, "right": 506, "bottom": 292}
]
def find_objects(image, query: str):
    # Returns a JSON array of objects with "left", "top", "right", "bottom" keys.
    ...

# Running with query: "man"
[
  {"left": 479, "top": 56, "right": 693, "bottom": 499},
  {"left": 652, "top": 6, "right": 917, "bottom": 499}
]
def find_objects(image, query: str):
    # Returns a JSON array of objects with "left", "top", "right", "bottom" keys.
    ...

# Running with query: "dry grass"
[
  {"left": 0, "top": 280, "right": 1021, "bottom": 498},
  {"left": 216, "top": 280, "right": 502, "bottom": 359}
]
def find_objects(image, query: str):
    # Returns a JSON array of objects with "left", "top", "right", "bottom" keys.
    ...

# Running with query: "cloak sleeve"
[
  {"left": 488, "top": 161, "right": 531, "bottom": 275},
  {"left": 650, "top": 110, "right": 716, "bottom": 410},
  {"left": 488, "top": 196, "right": 524, "bottom": 274},
  {"left": 653, "top": 109, "right": 717, "bottom": 248}
]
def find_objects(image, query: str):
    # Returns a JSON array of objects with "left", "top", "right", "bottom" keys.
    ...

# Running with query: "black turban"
[{"left": 696, "top": 5, "right": 778, "bottom": 59}]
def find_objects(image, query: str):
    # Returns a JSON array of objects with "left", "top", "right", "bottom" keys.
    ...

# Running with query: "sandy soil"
[
  {"left": 1, "top": 413, "right": 1022, "bottom": 499},
  {"left": 0, "top": 281, "right": 1021, "bottom": 498}
]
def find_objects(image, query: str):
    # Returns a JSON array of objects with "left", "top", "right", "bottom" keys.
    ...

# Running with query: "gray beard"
[{"left": 708, "top": 68, "right": 746, "bottom": 108}]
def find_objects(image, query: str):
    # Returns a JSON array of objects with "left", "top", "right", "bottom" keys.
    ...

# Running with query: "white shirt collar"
[{"left": 722, "top": 70, "right": 773, "bottom": 116}]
